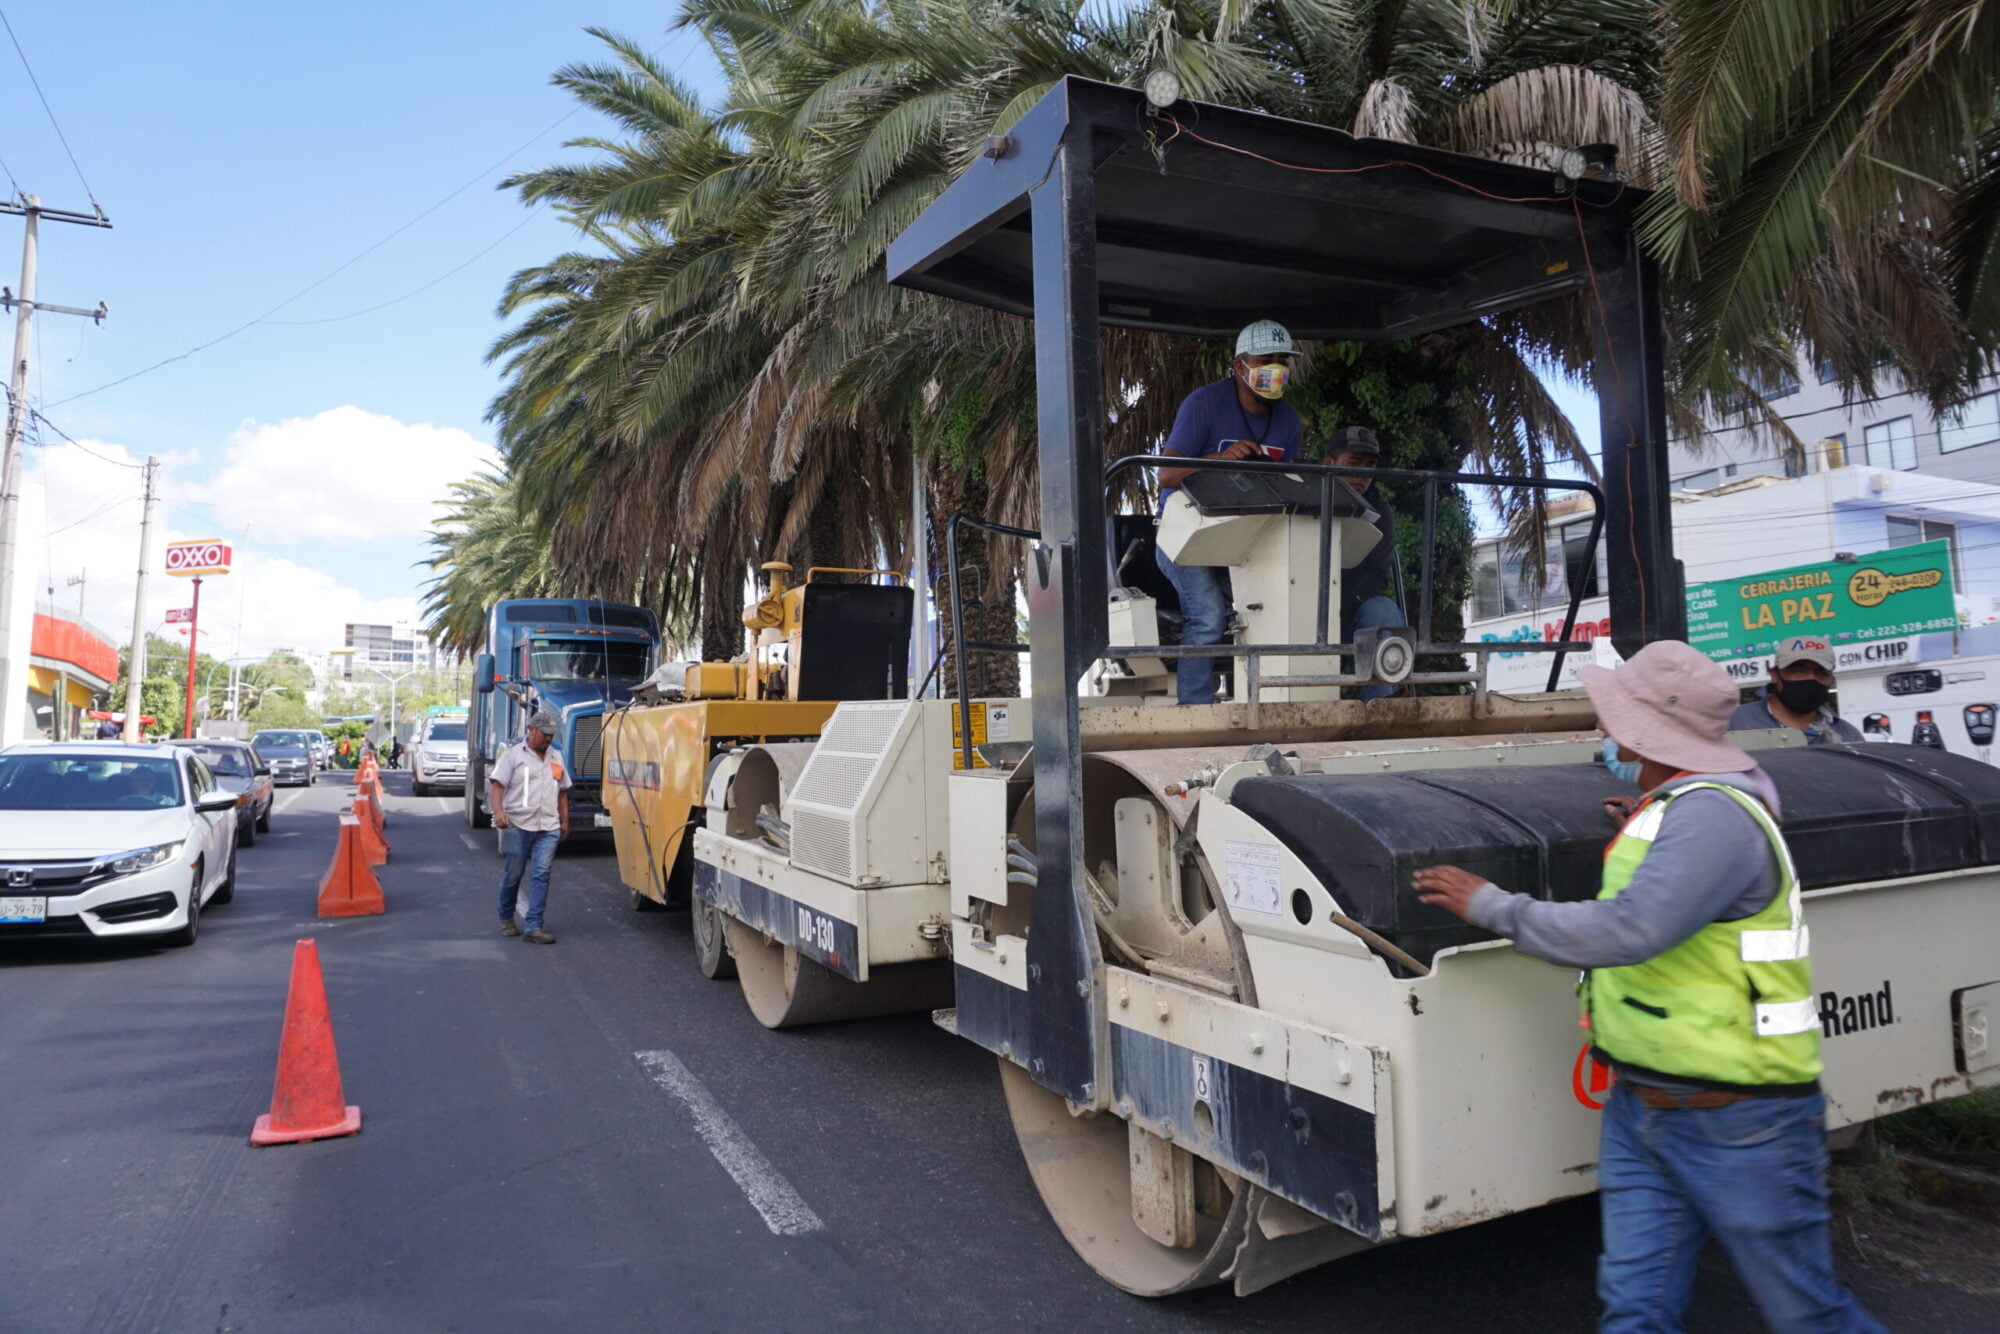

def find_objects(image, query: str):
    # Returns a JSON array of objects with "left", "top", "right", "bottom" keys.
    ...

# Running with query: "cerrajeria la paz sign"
[{"left": 1685, "top": 540, "right": 1958, "bottom": 661}]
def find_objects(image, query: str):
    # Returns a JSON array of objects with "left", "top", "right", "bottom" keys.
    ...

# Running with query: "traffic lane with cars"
[{"left": 0, "top": 772, "right": 1990, "bottom": 1332}]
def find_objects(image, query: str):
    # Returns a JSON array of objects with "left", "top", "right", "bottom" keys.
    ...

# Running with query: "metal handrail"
[
  {"left": 946, "top": 513, "right": 1040, "bottom": 769},
  {"left": 1105, "top": 456, "right": 1604, "bottom": 694},
  {"left": 939, "top": 461, "right": 1606, "bottom": 760}
]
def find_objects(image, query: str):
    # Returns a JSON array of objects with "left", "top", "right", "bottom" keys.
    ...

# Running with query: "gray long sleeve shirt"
[{"left": 1464, "top": 771, "right": 1783, "bottom": 970}]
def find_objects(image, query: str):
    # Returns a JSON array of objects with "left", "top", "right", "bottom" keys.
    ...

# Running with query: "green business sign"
[{"left": 1685, "top": 540, "right": 1958, "bottom": 661}]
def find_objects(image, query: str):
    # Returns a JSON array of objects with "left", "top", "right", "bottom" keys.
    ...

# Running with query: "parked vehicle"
[
  {"left": 465, "top": 599, "right": 659, "bottom": 832},
  {"left": 307, "top": 730, "right": 334, "bottom": 771},
  {"left": 167, "top": 739, "right": 274, "bottom": 846},
  {"left": 411, "top": 710, "right": 469, "bottom": 796},
  {"left": 0, "top": 743, "right": 239, "bottom": 946},
  {"left": 249, "top": 730, "right": 316, "bottom": 787}
]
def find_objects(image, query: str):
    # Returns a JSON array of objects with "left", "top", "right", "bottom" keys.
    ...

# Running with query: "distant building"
[
  {"left": 340, "top": 621, "right": 438, "bottom": 677},
  {"left": 26, "top": 607, "right": 120, "bottom": 740},
  {"left": 1665, "top": 361, "right": 2000, "bottom": 491}
]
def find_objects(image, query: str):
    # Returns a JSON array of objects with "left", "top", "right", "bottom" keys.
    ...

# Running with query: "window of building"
[
  {"left": 1724, "top": 463, "right": 1739, "bottom": 477},
  {"left": 1940, "top": 391, "right": 2000, "bottom": 454},
  {"left": 1472, "top": 521, "right": 1604, "bottom": 622},
  {"left": 1676, "top": 470, "right": 1719, "bottom": 492},
  {"left": 1887, "top": 515, "right": 1963, "bottom": 592},
  {"left": 1863, "top": 416, "right": 1918, "bottom": 470},
  {"left": 1816, "top": 357, "right": 1840, "bottom": 385}
]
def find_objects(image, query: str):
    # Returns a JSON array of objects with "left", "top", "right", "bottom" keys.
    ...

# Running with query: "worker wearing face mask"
[
  {"left": 1413, "top": 640, "right": 1882, "bottom": 1334},
  {"left": 1154, "top": 320, "right": 1305, "bottom": 704},
  {"left": 1728, "top": 637, "right": 1862, "bottom": 744}
]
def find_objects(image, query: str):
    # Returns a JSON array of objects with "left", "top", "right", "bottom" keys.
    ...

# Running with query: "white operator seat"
[{"left": 1105, "top": 469, "right": 1402, "bottom": 703}]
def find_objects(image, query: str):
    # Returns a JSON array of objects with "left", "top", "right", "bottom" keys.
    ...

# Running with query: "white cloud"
[
  {"left": 25, "top": 425, "right": 446, "bottom": 661},
  {"left": 181, "top": 405, "right": 498, "bottom": 543}
]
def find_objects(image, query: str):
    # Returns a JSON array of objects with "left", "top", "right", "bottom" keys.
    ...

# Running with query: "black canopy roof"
[{"left": 887, "top": 77, "right": 1639, "bottom": 341}]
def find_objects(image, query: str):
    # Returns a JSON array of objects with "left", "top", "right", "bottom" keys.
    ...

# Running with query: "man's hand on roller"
[{"left": 1411, "top": 865, "right": 1487, "bottom": 920}]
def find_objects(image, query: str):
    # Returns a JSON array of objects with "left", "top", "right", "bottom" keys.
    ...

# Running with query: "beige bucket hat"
[{"left": 1577, "top": 639, "right": 1754, "bottom": 774}]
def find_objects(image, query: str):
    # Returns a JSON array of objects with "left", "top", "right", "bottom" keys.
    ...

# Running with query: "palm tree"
[
  {"left": 1647, "top": 0, "right": 2000, "bottom": 426},
  {"left": 421, "top": 473, "right": 562, "bottom": 657},
  {"left": 476, "top": 2, "right": 2000, "bottom": 677}
]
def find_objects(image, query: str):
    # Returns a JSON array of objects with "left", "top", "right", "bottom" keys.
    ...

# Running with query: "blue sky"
[
  {"left": 4, "top": 4, "right": 1598, "bottom": 660},
  {"left": 4, "top": 3, "right": 727, "bottom": 656}
]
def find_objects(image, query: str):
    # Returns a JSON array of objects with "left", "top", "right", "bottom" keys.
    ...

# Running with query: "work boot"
[
  {"left": 500, "top": 920, "right": 521, "bottom": 937},
  {"left": 521, "top": 929, "right": 557, "bottom": 944}
]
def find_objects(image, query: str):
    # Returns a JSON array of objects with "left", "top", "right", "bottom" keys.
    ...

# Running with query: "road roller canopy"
[{"left": 886, "top": 76, "right": 1637, "bottom": 342}]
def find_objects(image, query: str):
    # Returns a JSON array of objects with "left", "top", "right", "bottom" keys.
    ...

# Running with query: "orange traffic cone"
[
  {"left": 251, "top": 938, "right": 362, "bottom": 1146},
  {"left": 317, "top": 813, "right": 385, "bottom": 916},
  {"left": 353, "top": 777, "right": 384, "bottom": 828},
  {"left": 350, "top": 793, "right": 389, "bottom": 866}
]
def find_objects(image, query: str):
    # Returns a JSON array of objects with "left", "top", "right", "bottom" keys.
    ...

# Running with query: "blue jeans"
[
  {"left": 1597, "top": 1082, "right": 1883, "bottom": 1334},
  {"left": 497, "top": 827, "right": 560, "bottom": 931},
  {"left": 1344, "top": 595, "right": 1405, "bottom": 703},
  {"left": 1155, "top": 546, "right": 1232, "bottom": 704}
]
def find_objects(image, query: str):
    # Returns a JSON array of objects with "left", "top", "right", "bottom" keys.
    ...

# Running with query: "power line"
[
  {"left": 0, "top": 6, "right": 102, "bottom": 212},
  {"left": 44, "top": 106, "right": 590, "bottom": 408},
  {"left": 26, "top": 408, "right": 144, "bottom": 468},
  {"left": 260, "top": 208, "right": 547, "bottom": 326},
  {"left": 46, "top": 30, "right": 707, "bottom": 408}
]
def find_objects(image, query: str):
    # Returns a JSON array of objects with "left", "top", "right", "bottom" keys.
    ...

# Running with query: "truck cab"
[{"left": 465, "top": 599, "right": 660, "bottom": 832}]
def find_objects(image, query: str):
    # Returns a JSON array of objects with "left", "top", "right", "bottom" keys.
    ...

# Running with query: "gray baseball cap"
[{"left": 527, "top": 711, "right": 560, "bottom": 733}]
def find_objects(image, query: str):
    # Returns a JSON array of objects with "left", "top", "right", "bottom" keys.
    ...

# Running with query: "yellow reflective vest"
[{"left": 1584, "top": 782, "right": 1822, "bottom": 1092}]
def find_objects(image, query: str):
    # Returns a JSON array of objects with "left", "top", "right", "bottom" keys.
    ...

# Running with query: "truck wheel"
[
  {"left": 412, "top": 780, "right": 429, "bottom": 797},
  {"left": 465, "top": 755, "right": 491, "bottom": 829},
  {"left": 693, "top": 898, "right": 735, "bottom": 980}
]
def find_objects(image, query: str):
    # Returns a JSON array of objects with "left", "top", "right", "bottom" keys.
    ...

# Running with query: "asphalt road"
[{"left": 3, "top": 771, "right": 1993, "bottom": 1333}]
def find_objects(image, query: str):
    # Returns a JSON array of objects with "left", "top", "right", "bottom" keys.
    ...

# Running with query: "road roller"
[
  {"left": 603, "top": 560, "right": 918, "bottom": 977},
  {"left": 860, "top": 77, "right": 2000, "bottom": 1295}
]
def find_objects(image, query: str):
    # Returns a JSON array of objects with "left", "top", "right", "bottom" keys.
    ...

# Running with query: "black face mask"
[{"left": 1776, "top": 678, "right": 1831, "bottom": 714}]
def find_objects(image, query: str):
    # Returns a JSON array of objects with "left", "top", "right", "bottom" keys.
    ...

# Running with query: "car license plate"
[
  {"left": 593, "top": 813, "right": 613, "bottom": 829},
  {"left": 0, "top": 895, "right": 47, "bottom": 923}
]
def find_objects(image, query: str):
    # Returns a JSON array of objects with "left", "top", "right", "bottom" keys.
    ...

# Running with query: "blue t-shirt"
[{"left": 1158, "top": 379, "right": 1304, "bottom": 512}]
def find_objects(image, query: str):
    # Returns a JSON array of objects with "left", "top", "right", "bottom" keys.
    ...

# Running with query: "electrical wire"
[
  {"left": 26, "top": 408, "right": 143, "bottom": 468},
  {"left": 259, "top": 209, "right": 546, "bottom": 326},
  {"left": 0, "top": 6, "right": 101, "bottom": 212},
  {"left": 48, "top": 32, "right": 704, "bottom": 409}
]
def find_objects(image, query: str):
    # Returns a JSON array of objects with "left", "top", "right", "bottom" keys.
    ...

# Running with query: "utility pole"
[
  {"left": 122, "top": 456, "right": 158, "bottom": 743},
  {"left": 181, "top": 576, "right": 203, "bottom": 737},
  {"left": 0, "top": 194, "right": 110, "bottom": 742},
  {"left": 67, "top": 569, "right": 84, "bottom": 622}
]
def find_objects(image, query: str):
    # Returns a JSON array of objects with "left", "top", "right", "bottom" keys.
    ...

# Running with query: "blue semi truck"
[{"left": 464, "top": 598, "right": 661, "bottom": 834}]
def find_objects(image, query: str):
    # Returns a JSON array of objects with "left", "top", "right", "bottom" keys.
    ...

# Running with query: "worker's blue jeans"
[
  {"left": 497, "top": 827, "right": 560, "bottom": 932},
  {"left": 1596, "top": 1082, "right": 1883, "bottom": 1334},
  {"left": 1344, "top": 595, "right": 1406, "bottom": 703},
  {"left": 1155, "top": 547, "right": 1232, "bottom": 704}
]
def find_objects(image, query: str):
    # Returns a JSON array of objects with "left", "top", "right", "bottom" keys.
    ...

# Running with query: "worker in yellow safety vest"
[{"left": 1412, "top": 639, "right": 1881, "bottom": 1334}]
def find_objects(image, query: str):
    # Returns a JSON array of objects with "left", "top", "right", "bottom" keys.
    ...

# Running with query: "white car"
[{"left": 0, "top": 744, "right": 240, "bottom": 947}]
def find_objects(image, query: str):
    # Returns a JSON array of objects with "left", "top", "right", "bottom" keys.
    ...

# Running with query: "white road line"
[
  {"left": 273, "top": 790, "right": 306, "bottom": 814},
  {"left": 634, "top": 1049, "right": 824, "bottom": 1237},
  {"left": 435, "top": 797, "right": 454, "bottom": 816},
  {"left": 460, "top": 833, "right": 481, "bottom": 851}
]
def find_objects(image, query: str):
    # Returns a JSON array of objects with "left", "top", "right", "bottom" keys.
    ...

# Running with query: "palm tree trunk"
[{"left": 700, "top": 547, "right": 741, "bottom": 663}]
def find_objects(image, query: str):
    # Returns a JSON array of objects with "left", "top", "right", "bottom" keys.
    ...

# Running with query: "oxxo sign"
[{"left": 164, "top": 540, "right": 232, "bottom": 578}]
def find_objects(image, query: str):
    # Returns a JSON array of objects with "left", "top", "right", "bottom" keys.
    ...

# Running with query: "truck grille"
[{"left": 571, "top": 714, "right": 604, "bottom": 780}]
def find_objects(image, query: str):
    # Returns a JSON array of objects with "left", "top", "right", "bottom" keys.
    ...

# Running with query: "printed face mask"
[
  {"left": 1600, "top": 736, "right": 1642, "bottom": 787},
  {"left": 1243, "top": 361, "right": 1289, "bottom": 400},
  {"left": 1776, "top": 677, "right": 1831, "bottom": 714}
]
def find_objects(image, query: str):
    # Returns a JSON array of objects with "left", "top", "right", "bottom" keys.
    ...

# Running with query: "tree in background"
[{"left": 464, "top": 1, "right": 2000, "bottom": 674}]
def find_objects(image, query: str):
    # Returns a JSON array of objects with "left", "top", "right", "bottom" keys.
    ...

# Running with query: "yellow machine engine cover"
[
  {"left": 686, "top": 662, "right": 748, "bottom": 699},
  {"left": 603, "top": 700, "right": 839, "bottom": 905}
]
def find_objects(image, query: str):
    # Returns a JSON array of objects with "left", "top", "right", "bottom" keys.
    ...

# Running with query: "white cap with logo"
[
  {"left": 1234, "top": 319, "right": 1295, "bottom": 359},
  {"left": 1774, "top": 636, "right": 1835, "bottom": 672}
]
